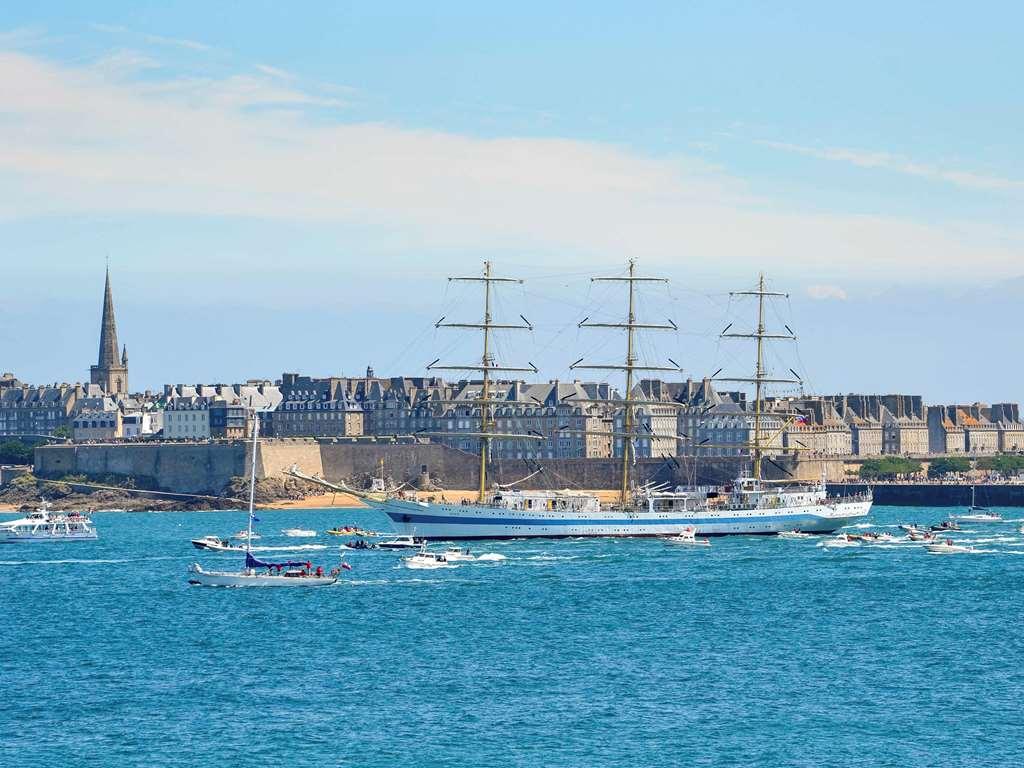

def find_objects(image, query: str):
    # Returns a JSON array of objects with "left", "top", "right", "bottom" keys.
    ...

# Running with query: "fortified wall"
[{"left": 34, "top": 440, "right": 844, "bottom": 495}]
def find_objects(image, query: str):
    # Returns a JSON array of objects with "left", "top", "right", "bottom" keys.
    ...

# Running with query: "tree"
[
  {"left": 976, "top": 455, "right": 1024, "bottom": 474},
  {"left": 928, "top": 456, "right": 971, "bottom": 478},
  {"left": 0, "top": 440, "right": 34, "bottom": 465},
  {"left": 860, "top": 457, "right": 923, "bottom": 480}
]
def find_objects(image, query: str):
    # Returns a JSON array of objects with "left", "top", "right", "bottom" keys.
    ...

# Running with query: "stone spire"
[
  {"left": 97, "top": 268, "right": 120, "bottom": 369},
  {"left": 90, "top": 267, "right": 129, "bottom": 395}
]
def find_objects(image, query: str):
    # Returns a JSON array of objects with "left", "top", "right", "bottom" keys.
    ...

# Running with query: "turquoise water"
[{"left": 1, "top": 505, "right": 1022, "bottom": 767}]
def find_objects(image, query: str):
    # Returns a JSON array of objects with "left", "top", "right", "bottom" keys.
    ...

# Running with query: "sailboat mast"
[
  {"left": 621, "top": 260, "right": 637, "bottom": 504},
  {"left": 479, "top": 261, "right": 493, "bottom": 502},
  {"left": 753, "top": 273, "right": 766, "bottom": 481},
  {"left": 246, "top": 414, "right": 260, "bottom": 556}
]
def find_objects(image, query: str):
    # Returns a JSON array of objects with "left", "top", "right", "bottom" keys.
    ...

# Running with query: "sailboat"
[
  {"left": 188, "top": 416, "right": 342, "bottom": 587},
  {"left": 951, "top": 486, "right": 1000, "bottom": 522},
  {"left": 361, "top": 264, "right": 871, "bottom": 538}
]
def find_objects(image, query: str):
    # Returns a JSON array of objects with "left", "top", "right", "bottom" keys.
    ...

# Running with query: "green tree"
[
  {"left": 928, "top": 456, "right": 971, "bottom": 478},
  {"left": 0, "top": 440, "right": 34, "bottom": 464},
  {"left": 860, "top": 457, "right": 923, "bottom": 480},
  {"left": 976, "top": 455, "right": 1024, "bottom": 474}
]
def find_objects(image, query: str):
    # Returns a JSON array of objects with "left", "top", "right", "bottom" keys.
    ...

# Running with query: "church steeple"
[{"left": 90, "top": 267, "right": 129, "bottom": 395}]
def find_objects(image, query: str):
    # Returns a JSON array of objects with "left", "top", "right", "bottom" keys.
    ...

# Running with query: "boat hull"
[
  {"left": 365, "top": 498, "right": 873, "bottom": 540},
  {"left": 187, "top": 564, "right": 337, "bottom": 587},
  {"left": 0, "top": 532, "right": 98, "bottom": 543}
]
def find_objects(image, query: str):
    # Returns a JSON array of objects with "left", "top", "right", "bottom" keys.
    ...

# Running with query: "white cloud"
[
  {"left": 0, "top": 50, "right": 1022, "bottom": 281},
  {"left": 806, "top": 284, "right": 848, "bottom": 301},
  {"left": 758, "top": 140, "right": 1024, "bottom": 192}
]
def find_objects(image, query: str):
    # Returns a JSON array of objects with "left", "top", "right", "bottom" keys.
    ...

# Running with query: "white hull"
[
  {"left": 0, "top": 531, "right": 98, "bottom": 543},
  {"left": 187, "top": 564, "right": 337, "bottom": 587},
  {"left": 367, "top": 498, "right": 872, "bottom": 540}
]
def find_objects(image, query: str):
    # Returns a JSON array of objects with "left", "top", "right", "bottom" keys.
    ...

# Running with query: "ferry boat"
[
  {"left": 360, "top": 265, "right": 871, "bottom": 539},
  {"left": 0, "top": 501, "right": 98, "bottom": 543}
]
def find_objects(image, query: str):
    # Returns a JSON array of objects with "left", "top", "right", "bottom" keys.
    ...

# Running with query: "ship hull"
[{"left": 365, "top": 498, "right": 872, "bottom": 540}]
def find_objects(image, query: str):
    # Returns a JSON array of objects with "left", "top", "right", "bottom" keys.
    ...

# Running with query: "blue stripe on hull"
[{"left": 366, "top": 499, "right": 871, "bottom": 540}]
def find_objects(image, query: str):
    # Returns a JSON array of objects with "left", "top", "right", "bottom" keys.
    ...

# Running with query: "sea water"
[{"left": 1, "top": 505, "right": 1022, "bottom": 767}]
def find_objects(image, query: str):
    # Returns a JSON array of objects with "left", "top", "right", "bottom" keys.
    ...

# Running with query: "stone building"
[
  {"left": 989, "top": 403, "right": 1024, "bottom": 453},
  {"left": 0, "top": 382, "right": 79, "bottom": 437},
  {"left": 927, "top": 406, "right": 966, "bottom": 454},
  {"left": 269, "top": 373, "right": 363, "bottom": 438},
  {"left": 164, "top": 397, "right": 212, "bottom": 440},
  {"left": 89, "top": 268, "right": 129, "bottom": 396},
  {"left": 673, "top": 379, "right": 785, "bottom": 458},
  {"left": 164, "top": 382, "right": 281, "bottom": 439},
  {"left": 613, "top": 380, "right": 679, "bottom": 459},
  {"left": 72, "top": 408, "right": 123, "bottom": 441},
  {"left": 776, "top": 399, "right": 852, "bottom": 456},
  {"left": 826, "top": 394, "right": 927, "bottom": 455}
]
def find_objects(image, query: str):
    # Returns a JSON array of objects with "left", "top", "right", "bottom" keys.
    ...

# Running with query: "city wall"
[{"left": 35, "top": 439, "right": 845, "bottom": 494}]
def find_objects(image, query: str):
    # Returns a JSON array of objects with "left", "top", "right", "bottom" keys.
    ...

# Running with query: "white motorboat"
[
  {"left": 191, "top": 535, "right": 245, "bottom": 552},
  {"left": 281, "top": 528, "right": 317, "bottom": 538},
  {"left": 926, "top": 539, "right": 976, "bottom": 555},
  {"left": 187, "top": 417, "right": 344, "bottom": 588},
  {"left": 664, "top": 526, "right": 711, "bottom": 547},
  {"left": 0, "top": 501, "right": 98, "bottom": 543},
  {"left": 907, "top": 530, "right": 939, "bottom": 542},
  {"left": 777, "top": 530, "right": 813, "bottom": 539},
  {"left": 822, "top": 533, "right": 860, "bottom": 548},
  {"left": 403, "top": 547, "right": 455, "bottom": 569},
  {"left": 378, "top": 535, "right": 424, "bottom": 550},
  {"left": 232, "top": 530, "right": 261, "bottom": 540},
  {"left": 443, "top": 546, "right": 477, "bottom": 562},
  {"left": 861, "top": 532, "right": 898, "bottom": 544}
]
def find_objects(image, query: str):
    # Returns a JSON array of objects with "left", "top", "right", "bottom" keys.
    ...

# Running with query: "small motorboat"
[
  {"left": 822, "top": 533, "right": 860, "bottom": 548},
  {"left": 925, "top": 539, "right": 976, "bottom": 555},
  {"left": 899, "top": 523, "right": 924, "bottom": 534},
  {"left": 232, "top": 530, "right": 261, "bottom": 540},
  {"left": 861, "top": 532, "right": 897, "bottom": 544},
  {"left": 325, "top": 525, "right": 377, "bottom": 537},
  {"left": 403, "top": 547, "right": 455, "bottom": 569},
  {"left": 930, "top": 520, "right": 960, "bottom": 532},
  {"left": 443, "top": 546, "right": 476, "bottom": 562},
  {"left": 378, "top": 535, "right": 424, "bottom": 550},
  {"left": 281, "top": 528, "right": 317, "bottom": 538},
  {"left": 342, "top": 538, "right": 378, "bottom": 550},
  {"left": 665, "top": 526, "right": 711, "bottom": 547},
  {"left": 777, "top": 529, "right": 813, "bottom": 539},
  {"left": 191, "top": 535, "right": 245, "bottom": 552}
]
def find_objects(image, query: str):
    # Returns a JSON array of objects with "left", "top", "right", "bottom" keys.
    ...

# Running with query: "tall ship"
[{"left": 359, "top": 263, "right": 871, "bottom": 539}]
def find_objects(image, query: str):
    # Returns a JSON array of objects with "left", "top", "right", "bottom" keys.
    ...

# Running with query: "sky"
[{"left": 1, "top": 2, "right": 1023, "bottom": 404}]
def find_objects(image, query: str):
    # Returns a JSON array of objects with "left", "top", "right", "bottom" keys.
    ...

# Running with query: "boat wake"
[{"left": 248, "top": 544, "right": 327, "bottom": 553}]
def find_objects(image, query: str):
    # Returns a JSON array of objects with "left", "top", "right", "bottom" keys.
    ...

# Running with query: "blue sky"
[{"left": 1, "top": 3, "right": 1022, "bottom": 403}]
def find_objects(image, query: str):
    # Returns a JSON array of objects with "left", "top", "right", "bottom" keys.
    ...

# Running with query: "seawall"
[
  {"left": 34, "top": 440, "right": 849, "bottom": 496},
  {"left": 829, "top": 483, "right": 1024, "bottom": 507}
]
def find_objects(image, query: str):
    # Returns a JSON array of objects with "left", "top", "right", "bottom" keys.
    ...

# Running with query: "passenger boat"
[
  {"left": 187, "top": 418, "right": 341, "bottom": 588},
  {"left": 360, "top": 266, "right": 872, "bottom": 540},
  {"left": 190, "top": 535, "right": 244, "bottom": 551},
  {"left": 0, "top": 501, "right": 98, "bottom": 543}
]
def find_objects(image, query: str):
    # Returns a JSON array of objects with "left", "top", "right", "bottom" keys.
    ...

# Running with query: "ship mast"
[
  {"left": 715, "top": 273, "right": 800, "bottom": 480},
  {"left": 426, "top": 261, "right": 538, "bottom": 502},
  {"left": 571, "top": 260, "right": 682, "bottom": 505}
]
